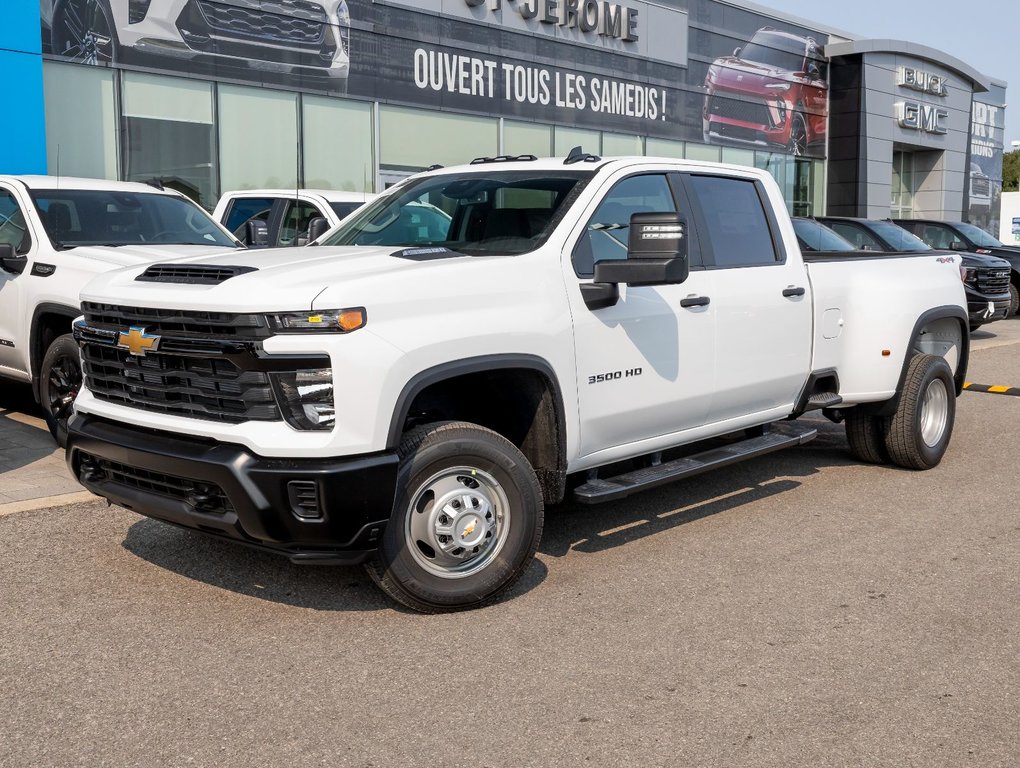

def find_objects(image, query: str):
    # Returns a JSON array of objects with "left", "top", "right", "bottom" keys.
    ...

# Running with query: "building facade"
[{"left": 8, "top": 0, "right": 1008, "bottom": 231}]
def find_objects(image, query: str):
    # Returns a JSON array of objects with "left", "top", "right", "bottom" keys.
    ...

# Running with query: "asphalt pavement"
[{"left": 0, "top": 328, "right": 1018, "bottom": 767}]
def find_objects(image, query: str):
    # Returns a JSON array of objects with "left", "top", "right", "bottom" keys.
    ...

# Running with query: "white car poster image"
[{"left": 42, "top": 0, "right": 351, "bottom": 93}]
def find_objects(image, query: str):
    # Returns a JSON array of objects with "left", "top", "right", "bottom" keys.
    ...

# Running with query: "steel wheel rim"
[
  {"left": 47, "top": 354, "right": 81, "bottom": 428},
  {"left": 919, "top": 378, "right": 949, "bottom": 448},
  {"left": 58, "top": 0, "right": 114, "bottom": 64},
  {"left": 405, "top": 466, "right": 510, "bottom": 579}
]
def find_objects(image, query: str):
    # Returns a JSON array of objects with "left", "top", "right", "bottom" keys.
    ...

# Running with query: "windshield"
[
  {"left": 955, "top": 222, "right": 1003, "bottom": 248},
  {"left": 739, "top": 32, "right": 806, "bottom": 72},
  {"left": 868, "top": 221, "right": 931, "bottom": 252},
  {"left": 793, "top": 218, "right": 855, "bottom": 252},
  {"left": 30, "top": 190, "right": 237, "bottom": 249},
  {"left": 321, "top": 170, "right": 593, "bottom": 256},
  {"left": 329, "top": 202, "right": 364, "bottom": 220}
]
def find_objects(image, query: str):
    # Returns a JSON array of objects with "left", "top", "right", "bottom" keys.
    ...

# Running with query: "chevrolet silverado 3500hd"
[{"left": 66, "top": 154, "right": 969, "bottom": 612}]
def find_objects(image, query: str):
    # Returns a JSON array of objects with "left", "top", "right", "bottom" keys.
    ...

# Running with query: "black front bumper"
[
  {"left": 965, "top": 291, "right": 1011, "bottom": 324},
  {"left": 66, "top": 414, "right": 398, "bottom": 565}
]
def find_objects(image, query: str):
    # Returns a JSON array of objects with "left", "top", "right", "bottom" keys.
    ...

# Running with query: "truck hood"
[
  {"left": 958, "top": 252, "right": 1012, "bottom": 269},
  {"left": 80, "top": 244, "right": 485, "bottom": 312},
  {"left": 65, "top": 243, "right": 243, "bottom": 269}
]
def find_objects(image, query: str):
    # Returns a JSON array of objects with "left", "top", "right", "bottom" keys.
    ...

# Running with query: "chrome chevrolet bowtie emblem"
[{"left": 117, "top": 326, "right": 161, "bottom": 357}]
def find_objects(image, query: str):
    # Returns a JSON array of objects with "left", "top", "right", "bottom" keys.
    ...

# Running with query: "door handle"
[
  {"left": 680, "top": 295, "right": 711, "bottom": 308},
  {"left": 782, "top": 286, "right": 806, "bottom": 297}
]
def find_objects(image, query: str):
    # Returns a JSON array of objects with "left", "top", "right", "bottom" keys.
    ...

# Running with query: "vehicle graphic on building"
[{"left": 703, "top": 27, "right": 827, "bottom": 156}]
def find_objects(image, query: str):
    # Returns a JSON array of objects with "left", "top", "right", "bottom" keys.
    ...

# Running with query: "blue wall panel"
[{"left": 0, "top": 0, "right": 46, "bottom": 174}]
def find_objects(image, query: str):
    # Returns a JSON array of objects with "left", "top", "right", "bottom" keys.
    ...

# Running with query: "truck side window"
[
  {"left": 920, "top": 224, "right": 964, "bottom": 251},
  {"left": 277, "top": 201, "right": 323, "bottom": 247},
  {"left": 224, "top": 198, "right": 273, "bottom": 239},
  {"left": 687, "top": 176, "right": 777, "bottom": 267},
  {"left": 0, "top": 191, "right": 31, "bottom": 253},
  {"left": 573, "top": 174, "right": 676, "bottom": 276},
  {"left": 828, "top": 222, "right": 883, "bottom": 251}
]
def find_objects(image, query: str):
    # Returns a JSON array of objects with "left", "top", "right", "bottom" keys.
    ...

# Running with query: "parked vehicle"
[
  {"left": 818, "top": 216, "right": 1013, "bottom": 330},
  {"left": 968, "top": 163, "right": 992, "bottom": 211},
  {"left": 893, "top": 219, "right": 1020, "bottom": 317},
  {"left": 67, "top": 155, "right": 969, "bottom": 612},
  {"left": 0, "top": 175, "right": 242, "bottom": 445},
  {"left": 703, "top": 27, "right": 827, "bottom": 155},
  {"left": 214, "top": 190, "right": 375, "bottom": 248},
  {"left": 791, "top": 217, "right": 856, "bottom": 252},
  {"left": 42, "top": 0, "right": 351, "bottom": 92}
]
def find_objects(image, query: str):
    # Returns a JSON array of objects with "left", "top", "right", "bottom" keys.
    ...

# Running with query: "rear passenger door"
[{"left": 682, "top": 173, "right": 812, "bottom": 425}]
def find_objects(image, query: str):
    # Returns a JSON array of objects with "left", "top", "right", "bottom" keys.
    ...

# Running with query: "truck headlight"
[
  {"left": 960, "top": 266, "right": 978, "bottom": 283},
  {"left": 271, "top": 368, "right": 336, "bottom": 431},
  {"left": 268, "top": 308, "right": 366, "bottom": 333}
]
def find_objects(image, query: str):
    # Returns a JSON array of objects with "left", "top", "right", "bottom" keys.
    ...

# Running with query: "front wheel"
[
  {"left": 40, "top": 334, "right": 82, "bottom": 448},
  {"left": 1008, "top": 283, "right": 1019, "bottom": 317},
  {"left": 52, "top": 0, "right": 118, "bottom": 65},
  {"left": 884, "top": 354, "right": 956, "bottom": 470},
  {"left": 367, "top": 421, "right": 544, "bottom": 613}
]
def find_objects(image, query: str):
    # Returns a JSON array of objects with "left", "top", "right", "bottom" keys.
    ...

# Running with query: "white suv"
[{"left": 43, "top": 0, "right": 351, "bottom": 92}]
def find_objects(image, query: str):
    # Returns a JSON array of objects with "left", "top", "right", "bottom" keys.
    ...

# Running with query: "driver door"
[
  {"left": 0, "top": 185, "right": 35, "bottom": 375},
  {"left": 565, "top": 170, "right": 716, "bottom": 460}
]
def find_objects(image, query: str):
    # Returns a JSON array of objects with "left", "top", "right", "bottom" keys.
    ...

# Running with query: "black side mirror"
[
  {"left": 0, "top": 243, "right": 27, "bottom": 275},
  {"left": 733, "top": 47, "right": 742, "bottom": 57},
  {"left": 307, "top": 216, "right": 330, "bottom": 243},
  {"left": 949, "top": 241, "right": 967, "bottom": 251},
  {"left": 807, "top": 63, "right": 821, "bottom": 80},
  {"left": 593, "top": 213, "right": 690, "bottom": 287},
  {"left": 245, "top": 219, "right": 269, "bottom": 248}
]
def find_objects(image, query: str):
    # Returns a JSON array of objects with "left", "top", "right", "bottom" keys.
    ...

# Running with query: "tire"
[
  {"left": 788, "top": 113, "right": 808, "bottom": 156},
  {"left": 1008, "top": 283, "right": 1019, "bottom": 317},
  {"left": 844, "top": 408, "right": 890, "bottom": 464},
  {"left": 39, "top": 334, "right": 82, "bottom": 448},
  {"left": 51, "top": 0, "right": 118, "bottom": 65},
  {"left": 367, "top": 421, "right": 544, "bottom": 613},
  {"left": 884, "top": 354, "right": 956, "bottom": 471}
]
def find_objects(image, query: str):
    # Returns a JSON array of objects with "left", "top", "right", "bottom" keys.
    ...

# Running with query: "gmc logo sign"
[{"left": 896, "top": 101, "right": 949, "bottom": 135}]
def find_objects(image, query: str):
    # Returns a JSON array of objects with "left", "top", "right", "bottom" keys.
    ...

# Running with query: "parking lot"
[{"left": 1, "top": 322, "right": 1018, "bottom": 767}]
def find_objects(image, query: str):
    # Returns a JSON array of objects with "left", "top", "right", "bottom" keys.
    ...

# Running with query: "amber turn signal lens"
[
  {"left": 338, "top": 309, "right": 367, "bottom": 332},
  {"left": 882, "top": 349, "right": 891, "bottom": 357}
]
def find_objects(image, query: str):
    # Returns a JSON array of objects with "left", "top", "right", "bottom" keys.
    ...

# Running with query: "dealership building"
[{"left": 0, "top": 0, "right": 1007, "bottom": 231}]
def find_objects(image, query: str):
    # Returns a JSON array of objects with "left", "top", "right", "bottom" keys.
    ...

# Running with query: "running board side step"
[{"left": 573, "top": 426, "right": 818, "bottom": 504}]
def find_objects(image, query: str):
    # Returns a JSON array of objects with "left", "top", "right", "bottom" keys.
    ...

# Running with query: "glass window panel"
[
  {"left": 721, "top": 147, "right": 755, "bottom": 168},
  {"left": 380, "top": 106, "right": 497, "bottom": 169},
  {"left": 123, "top": 72, "right": 216, "bottom": 208},
  {"left": 554, "top": 127, "right": 601, "bottom": 157},
  {"left": 812, "top": 160, "right": 825, "bottom": 216},
  {"left": 276, "top": 200, "right": 324, "bottom": 247},
  {"left": 688, "top": 176, "right": 777, "bottom": 267},
  {"left": 572, "top": 174, "right": 676, "bottom": 275},
  {"left": 218, "top": 85, "right": 298, "bottom": 191},
  {"left": 43, "top": 62, "right": 117, "bottom": 179},
  {"left": 503, "top": 121, "right": 553, "bottom": 156},
  {"left": 684, "top": 143, "right": 721, "bottom": 162},
  {"left": 122, "top": 72, "right": 213, "bottom": 124},
  {"left": 601, "top": 133, "right": 643, "bottom": 156},
  {"left": 224, "top": 198, "right": 274, "bottom": 239},
  {"left": 0, "top": 191, "right": 31, "bottom": 251},
  {"left": 303, "top": 96, "right": 374, "bottom": 192},
  {"left": 645, "top": 138, "right": 685, "bottom": 158}
]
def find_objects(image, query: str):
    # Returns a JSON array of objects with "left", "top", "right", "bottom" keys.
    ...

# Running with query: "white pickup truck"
[
  {"left": 213, "top": 189, "right": 375, "bottom": 248},
  {"left": 67, "top": 154, "right": 969, "bottom": 612},
  {"left": 0, "top": 175, "right": 242, "bottom": 444}
]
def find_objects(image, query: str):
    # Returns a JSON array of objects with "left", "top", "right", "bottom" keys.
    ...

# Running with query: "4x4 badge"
[{"left": 117, "top": 326, "right": 161, "bottom": 357}]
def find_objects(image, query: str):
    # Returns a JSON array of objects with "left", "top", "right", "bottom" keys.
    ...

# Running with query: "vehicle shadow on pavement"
[
  {"left": 540, "top": 417, "right": 856, "bottom": 558},
  {"left": 0, "top": 411, "right": 59, "bottom": 477},
  {"left": 120, "top": 518, "right": 549, "bottom": 612}
]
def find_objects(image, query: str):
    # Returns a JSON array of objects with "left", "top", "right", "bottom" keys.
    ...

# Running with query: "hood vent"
[{"left": 136, "top": 264, "right": 258, "bottom": 285}]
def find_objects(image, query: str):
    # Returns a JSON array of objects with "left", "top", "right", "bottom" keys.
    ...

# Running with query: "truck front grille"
[
  {"left": 81, "top": 343, "right": 280, "bottom": 423},
  {"left": 79, "top": 453, "right": 233, "bottom": 516},
  {"left": 83, "top": 303, "right": 270, "bottom": 340},
  {"left": 977, "top": 268, "right": 1011, "bottom": 296}
]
